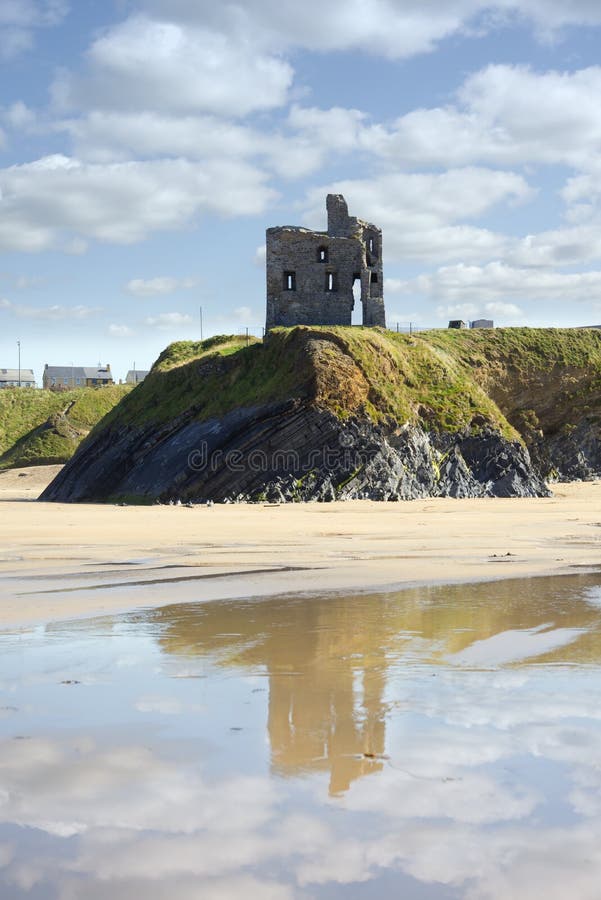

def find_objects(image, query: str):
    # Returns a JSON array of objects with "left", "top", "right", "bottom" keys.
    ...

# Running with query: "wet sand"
[
  {"left": 2, "top": 573, "right": 601, "bottom": 898},
  {"left": 1, "top": 465, "right": 600, "bottom": 629}
]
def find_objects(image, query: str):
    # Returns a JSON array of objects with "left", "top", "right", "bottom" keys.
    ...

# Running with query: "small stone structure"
[{"left": 266, "top": 194, "right": 386, "bottom": 330}]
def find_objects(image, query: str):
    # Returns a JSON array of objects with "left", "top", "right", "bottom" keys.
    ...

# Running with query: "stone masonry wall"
[{"left": 266, "top": 194, "right": 386, "bottom": 330}]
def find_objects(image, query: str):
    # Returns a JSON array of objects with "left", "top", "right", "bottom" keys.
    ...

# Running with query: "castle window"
[
  {"left": 367, "top": 235, "right": 378, "bottom": 258},
  {"left": 325, "top": 271, "right": 337, "bottom": 292},
  {"left": 283, "top": 271, "right": 296, "bottom": 291},
  {"left": 371, "top": 271, "right": 378, "bottom": 283},
  {"left": 317, "top": 245, "right": 329, "bottom": 263}
]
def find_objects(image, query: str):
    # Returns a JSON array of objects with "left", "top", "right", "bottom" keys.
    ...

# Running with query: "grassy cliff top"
[
  {"left": 91, "top": 326, "right": 601, "bottom": 444},
  {"left": 0, "top": 384, "right": 131, "bottom": 469}
]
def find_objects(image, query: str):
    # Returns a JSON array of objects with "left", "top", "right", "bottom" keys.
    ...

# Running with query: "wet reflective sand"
[{"left": 2, "top": 573, "right": 601, "bottom": 899}]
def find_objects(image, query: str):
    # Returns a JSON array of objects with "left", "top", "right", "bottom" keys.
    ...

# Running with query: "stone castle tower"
[{"left": 265, "top": 194, "right": 386, "bottom": 330}]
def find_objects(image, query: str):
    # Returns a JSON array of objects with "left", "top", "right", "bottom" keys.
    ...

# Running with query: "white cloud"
[
  {"left": 0, "top": 154, "right": 275, "bottom": 252},
  {"left": 142, "top": 0, "right": 601, "bottom": 59},
  {"left": 3, "top": 100, "right": 36, "bottom": 130},
  {"left": 369, "top": 65, "right": 601, "bottom": 172},
  {"left": 0, "top": 297, "right": 101, "bottom": 319},
  {"left": 126, "top": 276, "right": 198, "bottom": 298},
  {"left": 14, "top": 274, "right": 44, "bottom": 289},
  {"left": 145, "top": 312, "right": 193, "bottom": 328},
  {"left": 400, "top": 261, "right": 601, "bottom": 304},
  {"left": 53, "top": 14, "right": 293, "bottom": 118},
  {"left": 304, "top": 169, "right": 531, "bottom": 263},
  {"left": 0, "top": 1, "right": 68, "bottom": 61},
  {"left": 108, "top": 324, "right": 134, "bottom": 337},
  {"left": 233, "top": 306, "right": 254, "bottom": 323}
]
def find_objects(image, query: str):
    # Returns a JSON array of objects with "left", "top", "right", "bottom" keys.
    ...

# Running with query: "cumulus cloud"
[
  {"left": 144, "top": 312, "right": 193, "bottom": 328},
  {"left": 352, "top": 64, "right": 601, "bottom": 172},
  {"left": 52, "top": 14, "right": 293, "bottom": 118},
  {"left": 108, "top": 323, "right": 133, "bottom": 337},
  {"left": 399, "top": 261, "right": 601, "bottom": 303},
  {"left": 4, "top": 99, "right": 35, "bottom": 127},
  {"left": 0, "top": 297, "right": 101, "bottom": 319},
  {"left": 126, "top": 276, "right": 198, "bottom": 297},
  {"left": 142, "top": 0, "right": 601, "bottom": 59},
  {"left": 0, "top": 154, "right": 275, "bottom": 252},
  {"left": 304, "top": 169, "right": 531, "bottom": 263},
  {"left": 0, "top": 0, "right": 68, "bottom": 61},
  {"left": 14, "top": 274, "right": 45, "bottom": 289}
]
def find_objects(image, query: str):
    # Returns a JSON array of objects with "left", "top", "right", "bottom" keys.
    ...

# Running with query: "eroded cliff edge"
[{"left": 41, "top": 327, "right": 601, "bottom": 503}]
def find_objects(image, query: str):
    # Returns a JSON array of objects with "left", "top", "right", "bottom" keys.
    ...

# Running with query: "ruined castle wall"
[{"left": 266, "top": 195, "right": 386, "bottom": 330}]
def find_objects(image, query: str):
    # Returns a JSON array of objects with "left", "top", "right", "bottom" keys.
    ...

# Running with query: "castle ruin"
[{"left": 266, "top": 194, "right": 386, "bottom": 330}]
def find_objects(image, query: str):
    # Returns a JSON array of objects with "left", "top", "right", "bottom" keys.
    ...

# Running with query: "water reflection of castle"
[
  {"left": 154, "top": 576, "right": 601, "bottom": 795},
  {"left": 156, "top": 594, "right": 390, "bottom": 795}
]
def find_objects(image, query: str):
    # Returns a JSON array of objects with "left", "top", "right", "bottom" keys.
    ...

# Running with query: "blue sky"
[{"left": 2, "top": 1, "right": 601, "bottom": 382}]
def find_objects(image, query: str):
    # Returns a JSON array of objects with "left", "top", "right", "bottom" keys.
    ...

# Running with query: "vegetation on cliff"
[
  {"left": 5, "top": 327, "right": 601, "bottom": 476},
  {"left": 39, "top": 326, "right": 601, "bottom": 503},
  {"left": 93, "top": 325, "right": 601, "bottom": 444},
  {"left": 0, "top": 385, "right": 131, "bottom": 469}
]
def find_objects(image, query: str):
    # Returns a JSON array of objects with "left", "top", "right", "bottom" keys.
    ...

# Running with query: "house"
[
  {"left": 448, "top": 320, "right": 468, "bottom": 329},
  {"left": 43, "top": 364, "right": 114, "bottom": 390},
  {"left": 0, "top": 368, "right": 36, "bottom": 388},
  {"left": 471, "top": 319, "right": 494, "bottom": 329},
  {"left": 125, "top": 369, "right": 149, "bottom": 385}
]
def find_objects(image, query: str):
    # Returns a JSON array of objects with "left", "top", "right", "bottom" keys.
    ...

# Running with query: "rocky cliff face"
[{"left": 40, "top": 327, "right": 601, "bottom": 503}]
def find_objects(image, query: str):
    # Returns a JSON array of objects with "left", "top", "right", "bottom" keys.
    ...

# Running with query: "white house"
[{"left": 0, "top": 368, "right": 36, "bottom": 388}]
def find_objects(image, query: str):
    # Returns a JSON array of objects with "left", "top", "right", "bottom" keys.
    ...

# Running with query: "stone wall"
[{"left": 266, "top": 194, "right": 386, "bottom": 329}]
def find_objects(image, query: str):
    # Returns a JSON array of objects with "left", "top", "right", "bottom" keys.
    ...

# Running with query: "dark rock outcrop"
[
  {"left": 530, "top": 417, "right": 601, "bottom": 481},
  {"left": 41, "top": 401, "right": 549, "bottom": 503}
]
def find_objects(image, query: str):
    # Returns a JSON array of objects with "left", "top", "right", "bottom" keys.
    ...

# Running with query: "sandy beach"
[{"left": 0, "top": 464, "right": 600, "bottom": 629}]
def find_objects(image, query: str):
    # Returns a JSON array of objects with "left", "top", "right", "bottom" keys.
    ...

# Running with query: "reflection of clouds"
[
  {"left": 447, "top": 625, "right": 588, "bottom": 667},
  {"left": 57, "top": 875, "right": 294, "bottom": 900},
  {"left": 135, "top": 695, "right": 197, "bottom": 715},
  {"left": 293, "top": 819, "right": 601, "bottom": 897},
  {"left": 0, "top": 737, "right": 276, "bottom": 838},
  {"left": 1, "top": 718, "right": 601, "bottom": 898},
  {"left": 1, "top": 717, "right": 600, "bottom": 898},
  {"left": 3, "top": 575, "right": 601, "bottom": 897},
  {"left": 0, "top": 844, "right": 14, "bottom": 868},
  {"left": 344, "top": 767, "right": 539, "bottom": 824}
]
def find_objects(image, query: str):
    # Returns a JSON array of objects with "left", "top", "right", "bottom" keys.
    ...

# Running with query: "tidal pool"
[{"left": 2, "top": 573, "right": 601, "bottom": 899}]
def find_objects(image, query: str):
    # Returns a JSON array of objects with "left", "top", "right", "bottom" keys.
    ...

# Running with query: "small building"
[
  {"left": 125, "top": 369, "right": 149, "bottom": 385},
  {"left": 471, "top": 319, "right": 494, "bottom": 329},
  {"left": 43, "top": 364, "right": 114, "bottom": 390},
  {"left": 448, "top": 320, "right": 468, "bottom": 329},
  {"left": 266, "top": 194, "right": 386, "bottom": 330},
  {"left": 0, "top": 368, "right": 36, "bottom": 388}
]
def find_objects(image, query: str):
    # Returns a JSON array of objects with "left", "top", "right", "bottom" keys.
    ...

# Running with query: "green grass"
[
  {"left": 0, "top": 384, "right": 131, "bottom": 469},
  {"left": 85, "top": 326, "right": 601, "bottom": 450},
  {"left": 6, "top": 328, "right": 601, "bottom": 471}
]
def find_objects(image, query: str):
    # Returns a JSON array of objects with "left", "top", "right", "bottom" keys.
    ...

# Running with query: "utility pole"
[
  {"left": 17, "top": 340, "right": 21, "bottom": 387},
  {"left": 133, "top": 360, "right": 136, "bottom": 384},
  {"left": 200, "top": 306, "right": 204, "bottom": 342}
]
